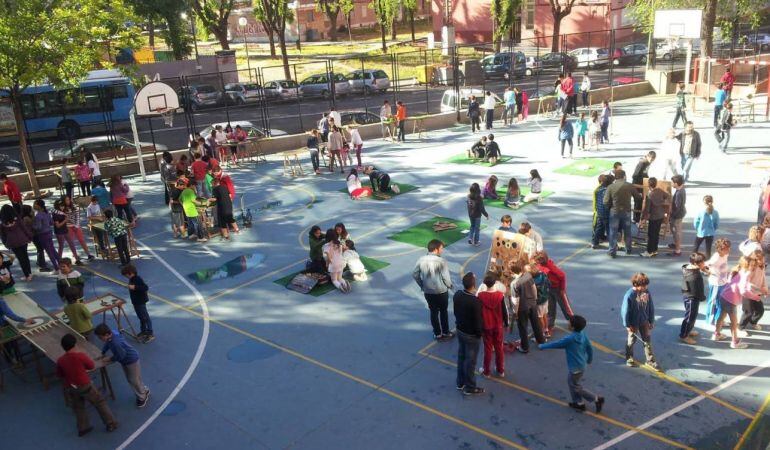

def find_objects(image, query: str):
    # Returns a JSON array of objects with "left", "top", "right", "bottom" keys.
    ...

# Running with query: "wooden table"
[
  {"left": 227, "top": 138, "right": 266, "bottom": 163},
  {"left": 89, "top": 220, "right": 139, "bottom": 261},
  {"left": 53, "top": 293, "right": 138, "bottom": 341}
]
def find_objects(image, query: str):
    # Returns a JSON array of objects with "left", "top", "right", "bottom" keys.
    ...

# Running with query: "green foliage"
[
  {"left": 191, "top": 0, "right": 236, "bottom": 48},
  {"left": 491, "top": 0, "right": 521, "bottom": 43},
  {"left": 370, "top": 0, "right": 399, "bottom": 28},
  {"left": 626, "top": 0, "right": 762, "bottom": 35},
  {"left": 127, "top": 0, "right": 193, "bottom": 58}
]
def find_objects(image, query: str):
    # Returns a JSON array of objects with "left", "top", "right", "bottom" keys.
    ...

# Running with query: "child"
[
  {"left": 485, "top": 134, "right": 501, "bottom": 165},
  {"left": 503, "top": 178, "right": 520, "bottom": 208},
  {"left": 53, "top": 200, "right": 80, "bottom": 264},
  {"left": 693, "top": 195, "right": 719, "bottom": 258},
  {"left": 519, "top": 222, "right": 544, "bottom": 254},
  {"left": 342, "top": 240, "right": 367, "bottom": 281},
  {"left": 180, "top": 181, "right": 206, "bottom": 242},
  {"left": 169, "top": 180, "right": 186, "bottom": 238},
  {"left": 534, "top": 251, "right": 573, "bottom": 334},
  {"left": 705, "top": 238, "right": 731, "bottom": 328},
  {"left": 716, "top": 257, "right": 750, "bottom": 348},
  {"left": 95, "top": 324, "right": 150, "bottom": 408},
  {"left": 738, "top": 250, "right": 768, "bottom": 333},
  {"left": 60, "top": 158, "right": 74, "bottom": 199},
  {"left": 621, "top": 273, "right": 659, "bottom": 370},
  {"left": 477, "top": 273, "right": 508, "bottom": 378},
  {"left": 467, "top": 183, "right": 489, "bottom": 247},
  {"left": 103, "top": 210, "right": 130, "bottom": 266},
  {"left": 210, "top": 177, "right": 239, "bottom": 240},
  {"left": 738, "top": 225, "right": 764, "bottom": 257},
  {"left": 63, "top": 196, "right": 95, "bottom": 261},
  {"left": 63, "top": 286, "right": 93, "bottom": 339},
  {"left": 335, "top": 223, "right": 351, "bottom": 243},
  {"left": 32, "top": 200, "right": 60, "bottom": 272},
  {"left": 323, "top": 229, "right": 350, "bottom": 293},
  {"left": 74, "top": 159, "right": 92, "bottom": 196},
  {"left": 576, "top": 112, "right": 588, "bottom": 150},
  {"left": 669, "top": 175, "right": 687, "bottom": 256},
  {"left": 91, "top": 182, "right": 110, "bottom": 210},
  {"left": 498, "top": 215, "right": 513, "bottom": 232},
  {"left": 0, "top": 252, "right": 16, "bottom": 294},
  {"left": 482, "top": 175, "right": 499, "bottom": 200},
  {"left": 558, "top": 114, "right": 574, "bottom": 158},
  {"left": 539, "top": 315, "right": 604, "bottom": 413},
  {"left": 591, "top": 174, "right": 612, "bottom": 249},
  {"left": 307, "top": 226, "right": 326, "bottom": 273},
  {"left": 588, "top": 110, "right": 601, "bottom": 151},
  {"left": 56, "top": 258, "right": 84, "bottom": 302},
  {"left": 679, "top": 252, "right": 706, "bottom": 344},
  {"left": 86, "top": 196, "right": 108, "bottom": 256},
  {"left": 531, "top": 264, "right": 551, "bottom": 338},
  {"left": 523, "top": 169, "right": 542, "bottom": 203},
  {"left": 121, "top": 264, "right": 153, "bottom": 342}
]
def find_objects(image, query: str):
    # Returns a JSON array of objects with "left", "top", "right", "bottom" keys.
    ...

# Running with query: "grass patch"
[
  {"left": 482, "top": 187, "right": 555, "bottom": 209},
  {"left": 553, "top": 158, "right": 615, "bottom": 177},
  {"left": 337, "top": 182, "right": 419, "bottom": 200},
  {"left": 274, "top": 256, "right": 390, "bottom": 297},
  {"left": 445, "top": 154, "right": 513, "bottom": 166},
  {"left": 388, "top": 217, "right": 484, "bottom": 248}
]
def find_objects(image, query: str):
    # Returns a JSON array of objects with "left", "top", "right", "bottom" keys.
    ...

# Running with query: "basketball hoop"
[{"left": 153, "top": 107, "right": 174, "bottom": 127}]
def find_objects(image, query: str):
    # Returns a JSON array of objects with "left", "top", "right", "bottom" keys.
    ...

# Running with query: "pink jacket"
[{"left": 722, "top": 270, "right": 765, "bottom": 305}]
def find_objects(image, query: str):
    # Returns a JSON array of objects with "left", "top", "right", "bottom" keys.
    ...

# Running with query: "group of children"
[
  {"left": 307, "top": 223, "right": 366, "bottom": 293},
  {"left": 555, "top": 101, "right": 612, "bottom": 157}
]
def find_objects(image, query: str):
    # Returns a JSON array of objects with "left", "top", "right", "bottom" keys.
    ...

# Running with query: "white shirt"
[
  {"left": 706, "top": 253, "right": 729, "bottom": 286},
  {"left": 88, "top": 159, "right": 101, "bottom": 177},
  {"left": 350, "top": 129, "right": 363, "bottom": 146},
  {"left": 581, "top": 76, "right": 591, "bottom": 92},
  {"left": 739, "top": 239, "right": 762, "bottom": 257},
  {"left": 323, "top": 242, "right": 345, "bottom": 272},
  {"left": 483, "top": 95, "right": 496, "bottom": 110},
  {"left": 379, "top": 104, "right": 392, "bottom": 120},
  {"left": 528, "top": 229, "right": 544, "bottom": 252},
  {"left": 346, "top": 174, "right": 362, "bottom": 194},
  {"left": 329, "top": 111, "right": 341, "bottom": 127},
  {"left": 343, "top": 249, "right": 366, "bottom": 274},
  {"left": 215, "top": 130, "right": 227, "bottom": 145},
  {"left": 86, "top": 203, "right": 101, "bottom": 219},
  {"left": 647, "top": 137, "right": 680, "bottom": 179}
]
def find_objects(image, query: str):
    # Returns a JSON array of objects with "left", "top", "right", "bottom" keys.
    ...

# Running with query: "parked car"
[
  {"left": 299, "top": 73, "right": 351, "bottom": 99},
  {"left": 479, "top": 52, "right": 527, "bottom": 80},
  {"left": 655, "top": 41, "right": 697, "bottom": 60},
  {"left": 749, "top": 33, "right": 770, "bottom": 51},
  {"left": 347, "top": 69, "right": 390, "bottom": 94},
  {"left": 263, "top": 80, "right": 299, "bottom": 101},
  {"left": 199, "top": 121, "right": 287, "bottom": 139},
  {"left": 439, "top": 88, "right": 502, "bottom": 113},
  {"left": 178, "top": 84, "right": 223, "bottom": 111},
  {"left": 0, "top": 154, "right": 24, "bottom": 173},
  {"left": 618, "top": 44, "right": 648, "bottom": 65},
  {"left": 339, "top": 111, "right": 381, "bottom": 126},
  {"left": 569, "top": 47, "right": 610, "bottom": 68},
  {"left": 535, "top": 52, "right": 578, "bottom": 73},
  {"left": 524, "top": 56, "right": 541, "bottom": 76},
  {"left": 48, "top": 136, "right": 167, "bottom": 161},
  {"left": 223, "top": 83, "right": 267, "bottom": 105}
]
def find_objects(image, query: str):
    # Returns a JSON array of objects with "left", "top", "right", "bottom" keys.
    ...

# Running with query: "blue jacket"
[
  {"left": 595, "top": 186, "right": 609, "bottom": 219},
  {"left": 0, "top": 298, "right": 24, "bottom": 324},
  {"left": 539, "top": 331, "right": 594, "bottom": 372},
  {"left": 621, "top": 288, "right": 654, "bottom": 327},
  {"left": 559, "top": 121, "right": 574, "bottom": 140},
  {"left": 714, "top": 89, "right": 726, "bottom": 107},
  {"left": 693, "top": 209, "right": 719, "bottom": 238},
  {"left": 101, "top": 329, "right": 139, "bottom": 366}
]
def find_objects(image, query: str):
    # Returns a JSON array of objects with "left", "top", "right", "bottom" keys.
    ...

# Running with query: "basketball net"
[{"left": 153, "top": 108, "right": 174, "bottom": 127}]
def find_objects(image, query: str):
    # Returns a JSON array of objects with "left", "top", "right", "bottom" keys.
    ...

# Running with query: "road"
[{"left": 1, "top": 63, "right": 650, "bottom": 165}]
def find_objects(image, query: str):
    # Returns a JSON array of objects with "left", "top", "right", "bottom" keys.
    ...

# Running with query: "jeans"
[
  {"left": 195, "top": 180, "right": 210, "bottom": 199},
  {"left": 65, "top": 384, "right": 117, "bottom": 433},
  {"left": 456, "top": 330, "right": 481, "bottom": 389},
  {"left": 582, "top": 91, "right": 589, "bottom": 107},
  {"left": 739, "top": 298, "right": 764, "bottom": 329},
  {"left": 608, "top": 211, "right": 632, "bottom": 255},
  {"left": 679, "top": 297, "right": 700, "bottom": 338},
  {"left": 681, "top": 155, "right": 696, "bottom": 181},
  {"left": 670, "top": 218, "right": 683, "bottom": 251},
  {"left": 560, "top": 138, "right": 573, "bottom": 157},
  {"left": 592, "top": 215, "right": 608, "bottom": 246},
  {"left": 577, "top": 134, "right": 585, "bottom": 148},
  {"left": 647, "top": 219, "right": 663, "bottom": 253},
  {"left": 470, "top": 116, "right": 480, "bottom": 132},
  {"left": 693, "top": 235, "right": 714, "bottom": 258},
  {"left": 397, "top": 121, "right": 406, "bottom": 141},
  {"left": 516, "top": 306, "right": 545, "bottom": 352},
  {"left": 79, "top": 180, "right": 91, "bottom": 197},
  {"left": 63, "top": 182, "right": 74, "bottom": 199},
  {"left": 625, "top": 322, "right": 656, "bottom": 364},
  {"left": 114, "top": 234, "right": 130, "bottom": 265},
  {"left": 485, "top": 109, "right": 494, "bottom": 129},
  {"left": 713, "top": 105, "right": 723, "bottom": 128},
  {"left": 133, "top": 302, "right": 153, "bottom": 335},
  {"left": 600, "top": 122, "right": 609, "bottom": 143},
  {"left": 502, "top": 105, "right": 515, "bottom": 124},
  {"left": 482, "top": 327, "right": 504, "bottom": 375},
  {"left": 547, "top": 288, "right": 573, "bottom": 329},
  {"left": 186, "top": 216, "right": 204, "bottom": 239},
  {"left": 123, "top": 361, "right": 149, "bottom": 400},
  {"left": 468, "top": 217, "right": 481, "bottom": 244},
  {"left": 719, "top": 129, "right": 730, "bottom": 152},
  {"left": 423, "top": 292, "right": 449, "bottom": 336},
  {"left": 309, "top": 149, "right": 320, "bottom": 171},
  {"left": 354, "top": 144, "right": 363, "bottom": 167},
  {"left": 568, "top": 370, "right": 597, "bottom": 405},
  {"left": 568, "top": 95, "right": 577, "bottom": 114},
  {"left": 114, "top": 203, "right": 134, "bottom": 224},
  {"left": 673, "top": 107, "right": 688, "bottom": 128}
]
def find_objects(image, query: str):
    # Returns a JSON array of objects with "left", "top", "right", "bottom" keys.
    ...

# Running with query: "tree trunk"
[
  {"left": 410, "top": 10, "right": 415, "bottom": 42},
  {"left": 380, "top": 23, "right": 387, "bottom": 53},
  {"left": 213, "top": 25, "right": 230, "bottom": 50},
  {"left": 347, "top": 14, "right": 353, "bottom": 44},
  {"left": 277, "top": 27, "right": 291, "bottom": 79},
  {"left": 10, "top": 92, "right": 39, "bottom": 196},
  {"left": 551, "top": 11, "right": 562, "bottom": 53},
  {"left": 148, "top": 18, "right": 155, "bottom": 47},
  {"left": 701, "top": 0, "right": 717, "bottom": 57},
  {"left": 328, "top": 11, "right": 338, "bottom": 41},
  {"left": 263, "top": 20, "right": 277, "bottom": 57},
  {"left": 391, "top": 17, "right": 397, "bottom": 40}
]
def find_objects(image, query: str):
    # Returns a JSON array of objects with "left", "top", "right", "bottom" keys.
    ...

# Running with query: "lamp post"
[
  {"left": 289, "top": 1, "right": 301, "bottom": 52},
  {"left": 238, "top": 17, "right": 253, "bottom": 80},
  {"left": 181, "top": 12, "right": 200, "bottom": 67}
]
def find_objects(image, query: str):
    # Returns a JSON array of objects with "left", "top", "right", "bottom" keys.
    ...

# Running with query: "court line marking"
[
  {"left": 733, "top": 391, "right": 770, "bottom": 450},
  {"left": 592, "top": 359, "right": 770, "bottom": 450},
  {"left": 84, "top": 267, "right": 528, "bottom": 450},
  {"left": 421, "top": 352, "right": 692, "bottom": 449},
  {"left": 116, "top": 241, "right": 211, "bottom": 450}
]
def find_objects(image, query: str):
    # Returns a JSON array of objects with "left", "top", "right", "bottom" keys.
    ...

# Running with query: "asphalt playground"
[{"left": 3, "top": 93, "right": 770, "bottom": 450}]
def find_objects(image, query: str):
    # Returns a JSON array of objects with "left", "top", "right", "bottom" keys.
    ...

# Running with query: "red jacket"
[
  {"left": 561, "top": 77, "right": 575, "bottom": 96},
  {"left": 1, "top": 179, "right": 22, "bottom": 203},
  {"left": 56, "top": 351, "right": 94, "bottom": 388},
  {"left": 538, "top": 259, "right": 566, "bottom": 291},
  {"left": 218, "top": 173, "right": 235, "bottom": 200},
  {"left": 478, "top": 290, "right": 506, "bottom": 330},
  {"left": 720, "top": 72, "right": 735, "bottom": 90}
]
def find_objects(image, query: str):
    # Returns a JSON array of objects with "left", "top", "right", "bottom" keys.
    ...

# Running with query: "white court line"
[
  {"left": 593, "top": 358, "right": 770, "bottom": 450},
  {"left": 116, "top": 240, "right": 211, "bottom": 450}
]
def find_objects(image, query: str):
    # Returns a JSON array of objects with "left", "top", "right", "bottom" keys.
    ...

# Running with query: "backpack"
[{"left": 533, "top": 272, "right": 551, "bottom": 305}]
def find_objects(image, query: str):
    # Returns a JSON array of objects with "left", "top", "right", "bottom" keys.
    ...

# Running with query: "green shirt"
[
  {"left": 104, "top": 217, "right": 128, "bottom": 237},
  {"left": 676, "top": 90, "right": 686, "bottom": 108},
  {"left": 180, "top": 188, "right": 199, "bottom": 218},
  {"left": 63, "top": 302, "right": 93, "bottom": 334}
]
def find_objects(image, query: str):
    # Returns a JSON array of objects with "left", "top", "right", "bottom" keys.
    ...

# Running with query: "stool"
[
  {"left": 282, "top": 152, "right": 304, "bottom": 177},
  {"left": 412, "top": 117, "right": 426, "bottom": 139}
]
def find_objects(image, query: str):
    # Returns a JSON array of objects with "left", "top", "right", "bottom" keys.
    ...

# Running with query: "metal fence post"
[
  {"left": 423, "top": 50, "right": 429, "bottom": 114},
  {"left": 293, "top": 64, "right": 304, "bottom": 132},
  {"left": 360, "top": 57, "right": 369, "bottom": 114},
  {"left": 221, "top": 72, "right": 231, "bottom": 125}
]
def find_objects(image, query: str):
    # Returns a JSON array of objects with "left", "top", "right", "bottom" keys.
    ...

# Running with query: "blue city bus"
[{"left": 18, "top": 69, "right": 135, "bottom": 140}]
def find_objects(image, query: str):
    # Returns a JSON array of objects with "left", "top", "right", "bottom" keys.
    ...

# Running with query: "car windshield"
[
  {"left": 243, "top": 83, "right": 260, "bottom": 90},
  {"left": 597, "top": 49, "right": 609, "bottom": 56},
  {"left": 280, "top": 81, "right": 298, "bottom": 88},
  {"left": 196, "top": 85, "right": 216, "bottom": 93}
]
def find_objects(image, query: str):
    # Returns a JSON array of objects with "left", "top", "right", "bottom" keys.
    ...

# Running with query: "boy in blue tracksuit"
[
  {"left": 95, "top": 324, "right": 150, "bottom": 408},
  {"left": 540, "top": 315, "right": 605, "bottom": 413},
  {"left": 621, "top": 272, "right": 660, "bottom": 371}
]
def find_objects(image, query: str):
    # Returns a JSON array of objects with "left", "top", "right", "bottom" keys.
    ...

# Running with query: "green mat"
[
  {"left": 553, "top": 158, "right": 615, "bottom": 177},
  {"left": 273, "top": 256, "right": 390, "bottom": 297},
  {"left": 337, "top": 182, "right": 419, "bottom": 200},
  {"left": 445, "top": 154, "right": 513, "bottom": 166},
  {"left": 388, "top": 217, "right": 484, "bottom": 249},
  {"left": 483, "top": 187, "right": 555, "bottom": 209}
]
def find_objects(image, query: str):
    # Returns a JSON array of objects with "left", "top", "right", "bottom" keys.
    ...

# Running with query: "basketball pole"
[{"left": 129, "top": 107, "right": 147, "bottom": 182}]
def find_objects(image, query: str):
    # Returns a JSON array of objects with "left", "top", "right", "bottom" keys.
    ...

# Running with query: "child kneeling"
[{"left": 343, "top": 240, "right": 367, "bottom": 281}]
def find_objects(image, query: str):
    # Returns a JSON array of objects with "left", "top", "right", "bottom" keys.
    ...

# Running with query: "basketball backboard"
[
  {"left": 653, "top": 10, "right": 702, "bottom": 40},
  {"left": 134, "top": 80, "right": 180, "bottom": 117}
]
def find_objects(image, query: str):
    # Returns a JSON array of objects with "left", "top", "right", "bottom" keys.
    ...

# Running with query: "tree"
[
  {"left": 316, "top": 0, "right": 342, "bottom": 41},
  {"left": 402, "top": 0, "right": 418, "bottom": 42},
  {"left": 191, "top": 0, "right": 235, "bottom": 50},
  {"left": 547, "top": 0, "right": 578, "bottom": 52},
  {"left": 371, "top": 0, "right": 398, "bottom": 53},
  {"left": 255, "top": 0, "right": 294, "bottom": 79},
  {"left": 0, "top": 0, "right": 140, "bottom": 195},
  {"left": 491, "top": 0, "right": 520, "bottom": 52},
  {"left": 252, "top": 0, "right": 277, "bottom": 57},
  {"left": 340, "top": 0, "right": 355, "bottom": 44},
  {"left": 391, "top": 1, "right": 400, "bottom": 40},
  {"left": 128, "top": 0, "right": 193, "bottom": 59}
]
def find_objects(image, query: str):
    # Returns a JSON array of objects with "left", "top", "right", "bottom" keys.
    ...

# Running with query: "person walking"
[
  {"left": 539, "top": 315, "right": 604, "bottom": 413},
  {"left": 467, "top": 183, "right": 489, "bottom": 246},
  {"left": 705, "top": 239, "right": 731, "bottom": 327},
  {"left": 621, "top": 273, "right": 660, "bottom": 370},
  {"left": 558, "top": 114, "right": 574, "bottom": 158},
  {"left": 713, "top": 83, "right": 727, "bottom": 128},
  {"left": 395, "top": 101, "right": 407, "bottom": 142},
  {"left": 668, "top": 175, "right": 687, "bottom": 257},
  {"left": 672, "top": 81, "right": 688, "bottom": 128},
  {"left": 679, "top": 252, "right": 707, "bottom": 345},
  {"left": 562, "top": 72, "right": 576, "bottom": 115},
  {"left": 453, "top": 272, "right": 484, "bottom": 395},
  {"left": 483, "top": 91, "right": 496, "bottom": 130},
  {"left": 737, "top": 251, "right": 768, "bottom": 333},
  {"left": 720, "top": 67, "right": 735, "bottom": 100},
  {"left": 580, "top": 72, "right": 591, "bottom": 108},
  {"left": 412, "top": 239, "right": 454, "bottom": 340},
  {"left": 600, "top": 100, "right": 611, "bottom": 144},
  {"left": 467, "top": 95, "right": 481, "bottom": 133},
  {"left": 603, "top": 170, "right": 640, "bottom": 258},
  {"left": 693, "top": 195, "right": 719, "bottom": 259},
  {"left": 502, "top": 87, "right": 516, "bottom": 125},
  {"left": 591, "top": 174, "right": 612, "bottom": 249},
  {"left": 640, "top": 177, "right": 671, "bottom": 258},
  {"left": 716, "top": 102, "right": 735, "bottom": 153},
  {"left": 677, "top": 121, "right": 701, "bottom": 182}
]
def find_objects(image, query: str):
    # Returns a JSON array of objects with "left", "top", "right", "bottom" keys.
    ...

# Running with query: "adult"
[
  {"left": 318, "top": 113, "right": 330, "bottom": 143},
  {"left": 512, "top": 262, "right": 545, "bottom": 353},
  {"left": 600, "top": 100, "right": 611, "bottom": 144},
  {"left": 108, "top": 175, "right": 133, "bottom": 225},
  {"left": 412, "top": 239, "right": 454, "bottom": 340},
  {"left": 555, "top": 75, "right": 567, "bottom": 113},
  {"left": 580, "top": 72, "right": 591, "bottom": 108},
  {"left": 379, "top": 100, "right": 392, "bottom": 139},
  {"left": 453, "top": 272, "right": 484, "bottom": 395},
  {"left": 348, "top": 124, "right": 364, "bottom": 168},
  {"left": 328, "top": 107, "right": 341, "bottom": 129},
  {"left": 395, "top": 101, "right": 407, "bottom": 142},
  {"left": 562, "top": 72, "right": 576, "bottom": 115},
  {"left": 85, "top": 152, "right": 101, "bottom": 186},
  {"left": 591, "top": 174, "right": 613, "bottom": 249},
  {"left": 363, "top": 165, "right": 397, "bottom": 195},
  {"left": 159, "top": 151, "right": 176, "bottom": 205},
  {"left": 483, "top": 91, "right": 496, "bottom": 130},
  {"left": 647, "top": 129, "right": 679, "bottom": 180},
  {"left": 631, "top": 151, "right": 656, "bottom": 222},
  {"left": 467, "top": 95, "right": 481, "bottom": 133},
  {"left": 716, "top": 102, "right": 735, "bottom": 153},
  {"left": 558, "top": 114, "right": 574, "bottom": 158},
  {"left": 306, "top": 129, "right": 321, "bottom": 175},
  {"left": 672, "top": 81, "right": 688, "bottom": 128},
  {"left": 0, "top": 204, "right": 33, "bottom": 281},
  {"left": 713, "top": 82, "right": 727, "bottom": 128},
  {"left": 720, "top": 67, "right": 735, "bottom": 100},
  {"left": 214, "top": 125, "right": 228, "bottom": 162},
  {"left": 668, "top": 175, "right": 687, "bottom": 257},
  {"left": 502, "top": 87, "right": 516, "bottom": 126},
  {"left": 327, "top": 126, "right": 345, "bottom": 173},
  {"left": 345, "top": 168, "right": 372, "bottom": 200},
  {"left": 676, "top": 121, "right": 701, "bottom": 182},
  {"left": 0, "top": 173, "right": 22, "bottom": 216},
  {"left": 640, "top": 177, "right": 671, "bottom": 258},
  {"left": 603, "top": 170, "right": 641, "bottom": 258}
]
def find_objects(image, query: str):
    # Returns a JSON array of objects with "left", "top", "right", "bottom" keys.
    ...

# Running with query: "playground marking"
[
  {"left": 592, "top": 358, "right": 770, "bottom": 450},
  {"left": 733, "top": 391, "right": 770, "bottom": 450},
  {"left": 116, "top": 241, "right": 211, "bottom": 450},
  {"left": 84, "top": 267, "right": 529, "bottom": 450}
]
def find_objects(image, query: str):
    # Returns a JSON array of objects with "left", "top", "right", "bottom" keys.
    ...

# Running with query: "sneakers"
[
  {"left": 468, "top": 239, "right": 473, "bottom": 245},
  {"left": 737, "top": 329, "right": 750, "bottom": 338},
  {"left": 473, "top": 241, "right": 481, "bottom": 247},
  {"left": 441, "top": 332, "right": 455, "bottom": 340},
  {"left": 39, "top": 266, "right": 53, "bottom": 273},
  {"left": 679, "top": 336, "right": 697, "bottom": 345},
  {"left": 595, "top": 396, "right": 605, "bottom": 414},
  {"left": 75, "top": 259, "right": 84, "bottom": 266},
  {"left": 136, "top": 389, "right": 150, "bottom": 408},
  {"left": 712, "top": 333, "right": 726, "bottom": 341},
  {"left": 456, "top": 384, "right": 465, "bottom": 391},
  {"left": 569, "top": 402, "right": 587, "bottom": 411},
  {"left": 496, "top": 371, "right": 505, "bottom": 378},
  {"left": 625, "top": 358, "right": 635, "bottom": 367},
  {"left": 142, "top": 334, "right": 155, "bottom": 344},
  {"left": 667, "top": 243, "right": 676, "bottom": 249},
  {"left": 517, "top": 347, "right": 529, "bottom": 354},
  {"left": 639, "top": 251, "right": 657, "bottom": 258},
  {"left": 689, "top": 330, "right": 700, "bottom": 337},
  {"left": 644, "top": 361, "right": 662, "bottom": 372},
  {"left": 731, "top": 340, "right": 748, "bottom": 349},
  {"left": 479, "top": 368, "right": 491, "bottom": 378},
  {"left": 462, "top": 386, "right": 485, "bottom": 396},
  {"left": 752, "top": 324, "right": 763, "bottom": 331},
  {"left": 78, "top": 426, "right": 94, "bottom": 437},
  {"left": 87, "top": 254, "right": 95, "bottom": 261},
  {"left": 106, "top": 423, "right": 119, "bottom": 433}
]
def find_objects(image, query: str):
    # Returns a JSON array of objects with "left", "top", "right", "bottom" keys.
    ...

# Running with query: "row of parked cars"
[{"left": 179, "top": 69, "right": 391, "bottom": 110}]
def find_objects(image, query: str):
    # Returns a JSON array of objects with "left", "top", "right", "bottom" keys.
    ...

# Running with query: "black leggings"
[
  {"left": 560, "top": 138, "right": 573, "bottom": 156},
  {"left": 114, "top": 203, "right": 134, "bottom": 224},
  {"left": 114, "top": 234, "right": 130, "bottom": 265},
  {"left": 79, "top": 181, "right": 91, "bottom": 197},
  {"left": 11, "top": 245, "right": 31, "bottom": 277},
  {"left": 694, "top": 235, "right": 714, "bottom": 258}
]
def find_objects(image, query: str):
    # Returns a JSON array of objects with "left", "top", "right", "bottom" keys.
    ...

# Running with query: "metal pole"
[
  {"left": 243, "top": 30, "right": 252, "bottom": 82},
  {"left": 189, "top": 11, "right": 200, "bottom": 65},
  {"left": 129, "top": 107, "right": 147, "bottom": 181},
  {"left": 423, "top": 50, "right": 429, "bottom": 114},
  {"left": 293, "top": 64, "right": 304, "bottom": 131},
  {"left": 360, "top": 58, "right": 369, "bottom": 114}
]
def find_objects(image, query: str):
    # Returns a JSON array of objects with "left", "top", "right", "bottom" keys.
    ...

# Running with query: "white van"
[{"left": 440, "top": 88, "right": 501, "bottom": 113}]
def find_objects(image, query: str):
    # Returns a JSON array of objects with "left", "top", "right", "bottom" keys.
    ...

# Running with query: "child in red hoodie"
[
  {"left": 478, "top": 273, "right": 509, "bottom": 377},
  {"left": 534, "top": 251, "right": 573, "bottom": 335}
]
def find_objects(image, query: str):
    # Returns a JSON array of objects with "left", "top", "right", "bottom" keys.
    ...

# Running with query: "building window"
[
  {"left": 307, "top": 10, "right": 314, "bottom": 21},
  {"left": 525, "top": 0, "right": 535, "bottom": 29}
]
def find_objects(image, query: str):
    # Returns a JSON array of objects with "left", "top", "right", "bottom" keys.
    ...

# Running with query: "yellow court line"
[
  {"left": 733, "top": 391, "right": 770, "bottom": 449},
  {"left": 416, "top": 339, "right": 439, "bottom": 356},
  {"left": 422, "top": 352, "right": 692, "bottom": 450},
  {"left": 558, "top": 326, "right": 755, "bottom": 420},
  {"left": 84, "top": 267, "right": 528, "bottom": 450}
]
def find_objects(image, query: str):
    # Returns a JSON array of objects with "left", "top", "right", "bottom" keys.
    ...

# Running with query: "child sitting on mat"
[
  {"left": 346, "top": 168, "right": 372, "bottom": 200},
  {"left": 523, "top": 169, "right": 543, "bottom": 203},
  {"left": 323, "top": 229, "right": 350, "bottom": 293},
  {"left": 503, "top": 178, "right": 521, "bottom": 208},
  {"left": 483, "top": 175, "right": 499, "bottom": 200},
  {"left": 343, "top": 240, "right": 367, "bottom": 281}
]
